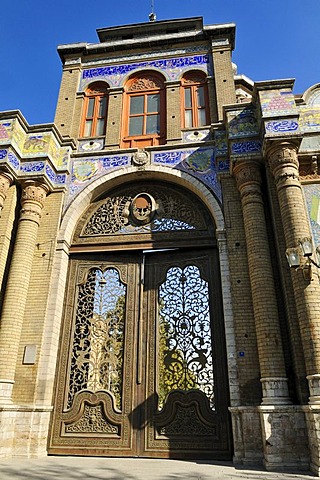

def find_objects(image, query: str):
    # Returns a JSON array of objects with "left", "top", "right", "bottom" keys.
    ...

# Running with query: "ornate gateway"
[{"left": 49, "top": 183, "right": 231, "bottom": 459}]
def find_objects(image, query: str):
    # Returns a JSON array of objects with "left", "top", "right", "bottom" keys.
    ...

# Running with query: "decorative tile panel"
[
  {"left": 227, "top": 108, "right": 259, "bottom": 138},
  {"left": 182, "top": 129, "right": 210, "bottom": 143},
  {"left": 80, "top": 54, "right": 212, "bottom": 90},
  {"left": 152, "top": 147, "right": 221, "bottom": 201},
  {"left": 303, "top": 184, "right": 320, "bottom": 247},
  {"left": 78, "top": 138, "right": 105, "bottom": 152},
  {"left": 214, "top": 131, "right": 228, "bottom": 156},
  {"left": 299, "top": 106, "right": 320, "bottom": 133},
  {"left": 217, "top": 159, "right": 230, "bottom": 173},
  {"left": 265, "top": 119, "right": 299, "bottom": 135},
  {"left": 259, "top": 89, "right": 297, "bottom": 117},
  {"left": 0, "top": 115, "right": 71, "bottom": 190},
  {"left": 66, "top": 154, "right": 130, "bottom": 205},
  {"left": 231, "top": 141, "right": 262, "bottom": 155}
]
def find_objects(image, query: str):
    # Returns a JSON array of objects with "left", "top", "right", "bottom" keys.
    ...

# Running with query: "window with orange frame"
[
  {"left": 81, "top": 82, "right": 109, "bottom": 138},
  {"left": 181, "top": 72, "right": 209, "bottom": 128},
  {"left": 122, "top": 72, "right": 165, "bottom": 148}
]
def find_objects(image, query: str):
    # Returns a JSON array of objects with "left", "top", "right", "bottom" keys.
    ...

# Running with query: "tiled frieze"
[
  {"left": 66, "top": 146, "right": 222, "bottom": 207},
  {"left": 265, "top": 119, "right": 299, "bottom": 135},
  {"left": 0, "top": 149, "right": 67, "bottom": 190},
  {"left": 230, "top": 140, "right": 262, "bottom": 155},
  {"left": 0, "top": 119, "right": 70, "bottom": 170},
  {"left": 152, "top": 147, "right": 222, "bottom": 201},
  {"left": 79, "top": 54, "right": 212, "bottom": 90},
  {"left": 0, "top": 116, "right": 71, "bottom": 191}
]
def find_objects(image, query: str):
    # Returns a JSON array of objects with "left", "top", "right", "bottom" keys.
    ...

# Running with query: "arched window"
[
  {"left": 81, "top": 82, "right": 109, "bottom": 138},
  {"left": 181, "top": 72, "right": 209, "bottom": 128},
  {"left": 122, "top": 72, "right": 165, "bottom": 148}
]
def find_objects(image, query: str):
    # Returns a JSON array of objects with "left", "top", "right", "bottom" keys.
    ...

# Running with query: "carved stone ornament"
[
  {"left": 20, "top": 181, "right": 48, "bottom": 223},
  {"left": 268, "top": 143, "right": 299, "bottom": 175},
  {"left": 130, "top": 193, "right": 156, "bottom": 225},
  {"left": 132, "top": 149, "right": 149, "bottom": 167},
  {"left": 127, "top": 75, "right": 163, "bottom": 92},
  {"left": 233, "top": 160, "right": 262, "bottom": 191}
]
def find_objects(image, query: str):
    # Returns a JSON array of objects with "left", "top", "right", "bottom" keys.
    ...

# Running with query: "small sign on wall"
[{"left": 23, "top": 345, "right": 37, "bottom": 365}]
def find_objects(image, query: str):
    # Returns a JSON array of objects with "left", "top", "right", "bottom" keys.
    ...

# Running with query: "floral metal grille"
[
  {"left": 81, "top": 187, "right": 207, "bottom": 237},
  {"left": 158, "top": 265, "right": 214, "bottom": 409},
  {"left": 67, "top": 267, "right": 126, "bottom": 410}
]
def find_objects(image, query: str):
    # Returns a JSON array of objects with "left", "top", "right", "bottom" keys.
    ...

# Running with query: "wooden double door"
[{"left": 49, "top": 248, "right": 232, "bottom": 459}]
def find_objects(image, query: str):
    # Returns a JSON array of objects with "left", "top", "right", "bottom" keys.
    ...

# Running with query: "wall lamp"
[{"left": 286, "top": 237, "right": 320, "bottom": 281}]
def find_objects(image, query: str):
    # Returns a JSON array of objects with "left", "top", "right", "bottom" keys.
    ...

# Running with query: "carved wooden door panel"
[{"left": 49, "top": 249, "right": 232, "bottom": 459}]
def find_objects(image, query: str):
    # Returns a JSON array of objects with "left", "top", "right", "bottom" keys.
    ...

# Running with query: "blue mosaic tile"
[
  {"left": 217, "top": 160, "right": 230, "bottom": 172},
  {"left": 101, "top": 155, "right": 130, "bottom": 168},
  {"left": 265, "top": 120, "right": 299, "bottom": 134},
  {"left": 20, "top": 161, "right": 45, "bottom": 173},
  {"left": 8, "top": 152, "right": 19, "bottom": 169},
  {"left": 46, "top": 165, "right": 67, "bottom": 185},
  {"left": 153, "top": 151, "right": 183, "bottom": 165},
  {"left": 0, "top": 150, "right": 7, "bottom": 160},
  {"left": 80, "top": 54, "right": 211, "bottom": 89},
  {"left": 231, "top": 141, "right": 262, "bottom": 155}
]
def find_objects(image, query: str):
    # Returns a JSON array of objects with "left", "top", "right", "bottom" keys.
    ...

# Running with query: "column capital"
[
  {"left": 267, "top": 142, "right": 299, "bottom": 175},
  {"left": 20, "top": 181, "right": 49, "bottom": 224},
  {"left": 233, "top": 159, "right": 262, "bottom": 202}
]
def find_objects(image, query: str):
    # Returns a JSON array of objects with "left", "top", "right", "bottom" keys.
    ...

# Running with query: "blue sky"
[{"left": 1, "top": 0, "right": 319, "bottom": 125}]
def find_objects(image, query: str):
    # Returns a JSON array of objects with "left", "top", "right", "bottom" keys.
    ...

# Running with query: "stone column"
[
  {"left": 0, "top": 171, "right": 13, "bottom": 215},
  {"left": 0, "top": 181, "right": 48, "bottom": 403},
  {"left": 268, "top": 142, "right": 320, "bottom": 403},
  {"left": 233, "top": 159, "right": 290, "bottom": 404}
]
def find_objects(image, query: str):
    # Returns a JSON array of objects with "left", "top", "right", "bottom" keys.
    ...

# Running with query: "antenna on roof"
[{"left": 149, "top": 0, "right": 156, "bottom": 22}]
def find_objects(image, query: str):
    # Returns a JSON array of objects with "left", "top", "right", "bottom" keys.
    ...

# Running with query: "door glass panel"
[
  {"left": 68, "top": 267, "right": 126, "bottom": 410},
  {"left": 130, "top": 95, "right": 144, "bottom": 114},
  {"left": 129, "top": 116, "right": 143, "bottom": 136},
  {"left": 146, "top": 114, "right": 160, "bottom": 134},
  {"left": 147, "top": 94, "right": 160, "bottom": 113},
  {"left": 157, "top": 265, "right": 214, "bottom": 409}
]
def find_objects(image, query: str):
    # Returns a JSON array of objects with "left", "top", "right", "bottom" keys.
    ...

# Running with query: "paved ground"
[{"left": 0, "top": 457, "right": 318, "bottom": 480}]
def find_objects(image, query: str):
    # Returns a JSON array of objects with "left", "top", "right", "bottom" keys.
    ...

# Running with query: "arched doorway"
[{"left": 49, "top": 181, "right": 232, "bottom": 459}]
